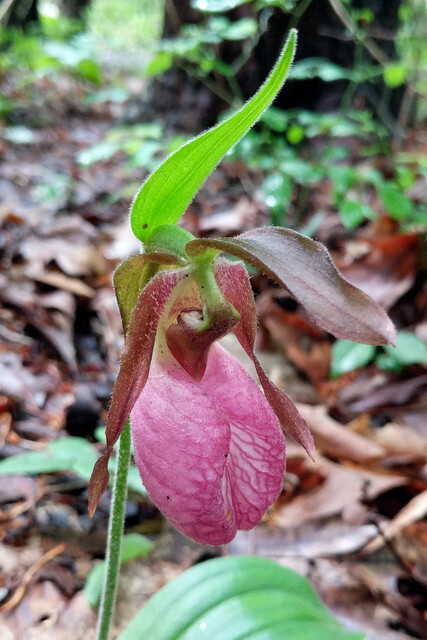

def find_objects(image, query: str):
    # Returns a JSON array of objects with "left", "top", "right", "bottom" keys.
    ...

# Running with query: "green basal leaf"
[
  {"left": 84, "top": 534, "right": 152, "bottom": 608},
  {"left": 0, "top": 437, "right": 98, "bottom": 479},
  {"left": 383, "top": 331, "right": 427, "bottom": 366},
  {"left": 331, "top": 340, "right": 377, "bottom": 378},
  {"left": 118, "top": 556, "right": 364, "bottom": 640},
  {"left": 130, "top": 29, "right": 297, "bottom": 242}
]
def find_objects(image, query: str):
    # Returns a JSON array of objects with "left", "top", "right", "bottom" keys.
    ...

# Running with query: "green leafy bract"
[
  {"left": 117, "top": 556, "right": 364, "bottom": 640},
  {"left": 130, "top": 29, "right": 297, "bottom": 242},
  {"left": 113, "top": 252, "right": 181, "bottom": 333}
]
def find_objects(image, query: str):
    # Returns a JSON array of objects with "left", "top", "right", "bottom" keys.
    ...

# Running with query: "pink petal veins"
[{"left": 131, "top": 344, "right": 285, "bottom": 545}]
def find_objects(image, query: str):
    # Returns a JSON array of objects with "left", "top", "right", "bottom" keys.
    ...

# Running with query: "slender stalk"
[{"left": 96, "top": 420, "right": 131, "bottom": 640}]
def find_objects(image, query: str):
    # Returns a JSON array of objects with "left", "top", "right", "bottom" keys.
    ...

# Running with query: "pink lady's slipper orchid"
[{"left": 89, "top": 226, "right": 395, "bottom": 545}]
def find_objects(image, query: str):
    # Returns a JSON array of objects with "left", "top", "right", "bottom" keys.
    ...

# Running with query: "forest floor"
[{"left": 0, "top": 66, "right": 427, "bottom": 640}]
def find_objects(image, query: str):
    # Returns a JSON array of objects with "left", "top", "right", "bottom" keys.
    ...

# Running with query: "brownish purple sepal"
[
  {"left": 114, "top": 252, "right": 182, "bottom": 334},
  {"left": 187, "top": 227, "right": 396, "bottom": 346}
]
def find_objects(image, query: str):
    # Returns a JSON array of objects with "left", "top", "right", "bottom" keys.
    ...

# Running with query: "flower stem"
[{"left": 96, "top": 419, "right": 131, "bottom": 640}]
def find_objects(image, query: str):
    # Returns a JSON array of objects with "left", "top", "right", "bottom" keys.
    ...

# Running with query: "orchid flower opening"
[
  {"left": 88, "top": 31, "right": 395, "bottom": 546},
  {"left": 88, "top": 226, "right": 395, "bottom": 545}
]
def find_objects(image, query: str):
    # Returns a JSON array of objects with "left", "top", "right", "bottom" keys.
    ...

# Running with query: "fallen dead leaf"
[
  {"left": 347, "top": 375, "right": 427, "bottom": 414},
  {"left": 0, "top": 352, "right": 54, "bottom": 405},
  {"left": 230, "top": 518, "right": 379, "bottom": 559},
  {"left": 296, "top": 403, "right": 386, "bottom": 463},
  {"left": 275, "top": 457, "right": 407, "bottom": 530},
  {"left": 199, "top": 196, "right": 258, "bottom": 234},
  {"left": 0, "top": 543, "right": 66, "bottom": 613},
  {"left": 257, "top": 291, "right": 331, "bottom": 384},
  {"left": 361, "top": 489, "right": 427, "bottom": 556},
  {"left": 371, "top": 422, "right": 427, "bottom": 459},
  {"left": 34, "top": 272, "right": 95, "bottom": 298},
  {"left": 338, "top": 233, "right": 420, "bottom": 309}
]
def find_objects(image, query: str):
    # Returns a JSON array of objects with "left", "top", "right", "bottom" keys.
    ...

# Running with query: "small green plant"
[
  {"left": 0, "top": 434, "right": 147, "bottom": 495},
  {"left": 331, "top": 331, "right": 427, "bottom": 378},
  {"left": 0, "top": 13, "right": 101, "bottom": 121},
  {"left": 146, "top": 14, "right": 260, "bottom": 104},
  {"left": 0, "top": 24, "right": 101, "bottom": 85},
  {"left": 76, "top": 123, "right": 186, "bottom": 174},
  {"left": 228, "top": 103, "right": 427, "bottom": 230}
]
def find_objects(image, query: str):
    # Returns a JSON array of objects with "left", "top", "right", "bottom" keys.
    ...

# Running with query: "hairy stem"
[{"left": 96, "top": 420, "right": 131, "bottom": 640}]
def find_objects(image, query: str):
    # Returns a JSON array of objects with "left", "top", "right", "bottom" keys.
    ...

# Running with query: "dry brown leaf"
[
  {"left": 0, "top": 352, "right": 54, "bottom": 403},
  {"left": 0, "top": 543, "right": 65, "bottom": 613},
  {"left": 230, "top": 518, "right": 378, "bottom": 558},
  {"left": 312, "top": 558, "right": 419, "bottom": 640},
  {"left": 348, "top": 375, "right": 427, "bottom": 413},
  {"left": 371, "top": 422, "right": 427, "bottom": 459},
  {"left": 34, "top": 272, "right": 95, "bottom": 298},
  {"left": 199, "top": 196, "right": 258, "bottom": 234},
  {"left": 338, "top": 233, "right": 420, "bottom": 309},
  {"left": 362, "top": 489, "right": 427, "bottom": 555},
  {"left": 296, "top": 403, "right": 385, "bottom": 463},
  {"left": 0, "top": 282, "right": 78, "bottom": 373},
  {"left": 275, "top": 457, "right": 406, "bottom": 529},
  {"left": 257, "top": 291, "right": 331, "bottom": 384}
]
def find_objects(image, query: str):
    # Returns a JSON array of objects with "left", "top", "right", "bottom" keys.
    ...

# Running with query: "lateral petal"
[
  {"left": 215, "top": 259, "right": 315, "bottom": 460},
  {"left": 131, "top": 344, "right": 285, "bottom": 545},
  {"left": 88, "top": 267, "right": 187, "bottom": 516}
]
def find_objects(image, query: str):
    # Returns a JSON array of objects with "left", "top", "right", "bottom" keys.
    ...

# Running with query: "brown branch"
[{"left": 327, "top": 0, "right": 390, "bottom": 66}]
